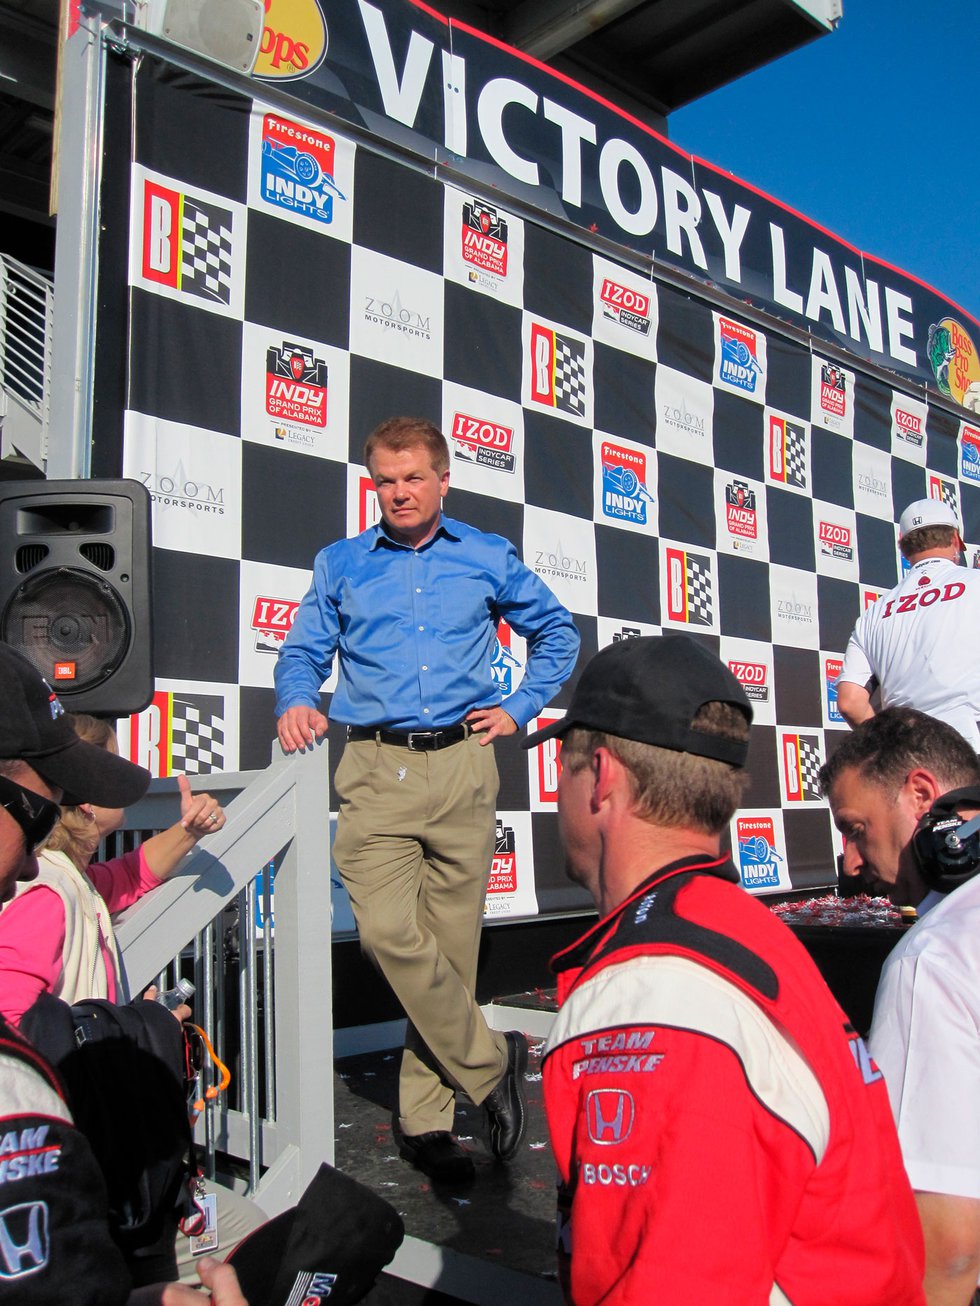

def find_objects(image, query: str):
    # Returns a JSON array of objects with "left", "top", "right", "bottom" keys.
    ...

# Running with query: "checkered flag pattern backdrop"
[
  {"left": 686, "top": 555, "right": 713, "bottom": 628},
  {"left": 171, "top": 696, "right": 226, "bottom": 774},
  {"left": 555, "top": 336, "right": 587, "bottom": 417},
  {"left": 181, "top": 198, "right": 233, "bottom": 305},
  {"left": 100, "top": 53, "right": 980, "bottom": 911}
]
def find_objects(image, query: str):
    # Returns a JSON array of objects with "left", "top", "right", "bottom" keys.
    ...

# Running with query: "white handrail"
[{"left": 113, "top": 741, "right": 335, "bottom": 1215}]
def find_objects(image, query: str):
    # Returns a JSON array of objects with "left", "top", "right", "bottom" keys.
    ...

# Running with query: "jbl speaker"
[
  {"left": 141, "top": 0, "right": 265, "bottom": 73},
  {"left": 0, "top": 479, "right": 153, "bottom": 716}
]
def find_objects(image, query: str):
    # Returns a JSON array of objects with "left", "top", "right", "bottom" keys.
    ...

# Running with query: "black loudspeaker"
[
  {"left": 911, "top": 785, "right": 980, "bottom": 895},
  {"left": 0, "top": 479, "right": 153, "bottom": 716}
]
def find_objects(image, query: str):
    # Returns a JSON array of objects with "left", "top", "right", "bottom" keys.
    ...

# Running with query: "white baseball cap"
[{"left": 898, "top": 497, "right": 959, "bottom": 539}]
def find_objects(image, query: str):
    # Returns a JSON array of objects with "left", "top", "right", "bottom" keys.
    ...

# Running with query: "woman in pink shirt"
[{"left": 0, "top": 713, "right": 226, "bottom": 1024}]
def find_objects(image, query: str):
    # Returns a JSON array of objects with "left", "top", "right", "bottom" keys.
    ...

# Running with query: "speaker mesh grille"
[
  {"left": 80, "top": 542, "right": 116, "bottom": 572},
  {"left": 1, "top": 567, "right": 131, "bottom": 692},
  {"left": 15, "top": 544, "right": 49, "bottom": 573}
]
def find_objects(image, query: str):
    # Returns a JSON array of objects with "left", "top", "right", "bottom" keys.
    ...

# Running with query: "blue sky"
[{"left": 670, "top": 0, "right": 979, "bottom": 325}]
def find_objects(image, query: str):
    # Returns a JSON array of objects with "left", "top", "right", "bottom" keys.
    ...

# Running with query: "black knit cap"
[
  {"left": 523, "top": 634, "right": 752, "bottom": 766},
  {"left": 0, "top": 643, "right": 150, "bottom": 805}
]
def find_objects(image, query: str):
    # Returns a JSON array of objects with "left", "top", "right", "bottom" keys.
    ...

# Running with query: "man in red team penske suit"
[
  {"left": 524, "top": 634, "right": 925, "bottom": 1304},
  {"left": 837, "top": 497, "right": 980, "bottom": 750}
]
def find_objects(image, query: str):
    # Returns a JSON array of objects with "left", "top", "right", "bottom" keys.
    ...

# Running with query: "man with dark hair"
[
  {"left": 526, "top": 635, "right": 924, "bottom": 1304},
  {"left": 820, "top": 708, "right": 980, "bottom": 1305},
  {"left": 276, "top": 416, "right": 580, "bottom": 1181},
  {"left": 837, "top": 497, "right": 980, "bottom": 748}
]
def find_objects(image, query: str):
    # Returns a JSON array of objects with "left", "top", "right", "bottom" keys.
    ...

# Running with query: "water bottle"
[{"left": 156, "top": 978, "right": 195, "bottom": 1010}]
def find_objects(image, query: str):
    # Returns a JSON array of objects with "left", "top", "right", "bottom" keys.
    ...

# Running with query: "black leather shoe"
[
  {"left": 484, "top": 1030, "right": 528, "bottom": 1162},
  {"left": 400, "top": 1131, "right": 476, "bottom": 1183}
]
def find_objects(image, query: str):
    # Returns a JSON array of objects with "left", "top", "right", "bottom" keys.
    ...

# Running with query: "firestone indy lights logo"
[
  {"left": 491, "top": 622, "right": 523, "bottom": 696},
  {"left": 736, "top": 817, "right": 783, "bottom": 889},
  {"left": 601, "top": 443, "right": 653, "bottom": 525},
  {"left": 928, "top": 317, "right": 980, "bottom": 411},
  {"left": 461, "top": 200, "right": 508, "bottom": 280},
  {"left": 450, "top": 411, "right": 516, "bottom": 474},
  {"left": 719, "top": 317, "right": 762, "bottom": 394},
  {"left": 260, "top": 114, "right": 345, "bottom": 225},
  {"left": 141, "top": 180, "right": 233, "bottom": 306},
  {"left": 599, "top": 278, "right": 651, "bottom": 337},
  {"left": 825, "top": 657, "right": 844, "bottom": 724},
  {"left": 266, "top": 340, "right": 327, "bottom": 430}
]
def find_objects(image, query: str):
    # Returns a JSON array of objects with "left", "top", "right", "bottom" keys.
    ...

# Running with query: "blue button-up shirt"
[{"left": 274, "top": 515, "right": 580, "bottom": 730}]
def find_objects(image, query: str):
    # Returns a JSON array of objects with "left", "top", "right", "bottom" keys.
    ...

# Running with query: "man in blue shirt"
[{"left": 275, "top": 416, "right": 580, "bottom": 1182}]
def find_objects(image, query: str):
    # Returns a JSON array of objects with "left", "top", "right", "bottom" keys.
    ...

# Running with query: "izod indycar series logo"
[
  {"left": 260, "top": 115, "right": 345, "bottom": 225},
  {"left": 718, "top": 317, "right": 762, "bottom": 393},
  {"left": 266, "top": 340, "right": 327, "bottom": 427},
  {"left": 736, "top": 817, "right": 783, "bottom": 890},
  {"left": 450, "top": 411, "right": 516, "bottom": 473},
  {"left": 894, "top": 406, "right": 924, "bottom": 447},
  {"left": 725, "top": 480, "right": 757, "bottom": 540},
  {"left": 728, "top": 659, "right": 769, "bottom": 704},
  {"left": 928, "top": 317, "right": 980, "bottom": 411},
  {"left": 599, "top": 279, "right": 651, "bottom": 336},
  {"left": 818, "top": 520, "right": 853, "bottom": 561},
  {"left": 461, "top": 200, "right": 508, "bottom": 279},
  {"left": 601, "top": 443, "right": 653, "bottom": 525},
  {"left": 488, "top": 821, "right": 517, "bottom": 895},
  {"left": 251, "top": 595, "right": 299, "bottom": 654},
  {"left": 254, "top": 0, "right": 327, "bottom": 80}
]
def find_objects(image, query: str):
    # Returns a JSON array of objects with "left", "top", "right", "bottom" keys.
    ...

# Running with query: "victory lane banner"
[{"left": 249, "top": 0, "right": 980, "bottom": 401}]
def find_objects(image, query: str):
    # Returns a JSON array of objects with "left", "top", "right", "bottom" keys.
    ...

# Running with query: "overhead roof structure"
[{"left": 0, "top": 0, "right": 840, "bottom": 265}]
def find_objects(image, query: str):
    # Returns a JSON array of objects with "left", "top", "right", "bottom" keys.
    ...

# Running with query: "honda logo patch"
[
  {"left": 0, "top": 1201, "right": 49, "bottom": 1279},
  {"left": 585, "top": 1089, "right": 635, "bottom": 1145}
]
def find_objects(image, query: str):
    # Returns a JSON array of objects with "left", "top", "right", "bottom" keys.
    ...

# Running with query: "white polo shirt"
[
  {"left": 869, "top": 873, "right": 980, "bottom": 1200},
  {"left": 839, "top": 557, "right": 980, "bottom": 750}
]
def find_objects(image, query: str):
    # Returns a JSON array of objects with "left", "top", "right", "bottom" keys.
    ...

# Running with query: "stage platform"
[{"left": 335, "top": 996, "right": 562, "bottom": 1305}]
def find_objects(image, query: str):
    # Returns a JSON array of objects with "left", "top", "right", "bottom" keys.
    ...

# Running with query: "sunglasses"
[{"left": 0, "top": 774, "right": 62, "bottom": 854}]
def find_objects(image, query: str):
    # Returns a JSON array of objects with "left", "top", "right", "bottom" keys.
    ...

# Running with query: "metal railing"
[
  {"left": 110, "top": 741, "right": 334, "bottom": 1216},
  {"left": 0, "top": 252, "right": 53, "bottom": 464}
]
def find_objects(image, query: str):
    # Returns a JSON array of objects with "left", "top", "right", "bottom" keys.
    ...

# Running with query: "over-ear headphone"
[{"left": 911, "top": 786, "right": 980, "bottom": 894}]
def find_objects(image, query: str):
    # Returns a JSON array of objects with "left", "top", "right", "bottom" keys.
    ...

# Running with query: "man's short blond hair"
[
  {"left": 364, "top": 417, "right": 449, "bottom": 476},
  {"left": 560, "top": 701, "right": 750, "bottom": 834}
]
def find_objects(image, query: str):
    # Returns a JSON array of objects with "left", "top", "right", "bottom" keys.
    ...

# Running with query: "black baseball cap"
[
  {"left": 523, "top": 634, "right": 753, "bottom": 766},
  {"left": 0, "top": 643, "right": 151, "bottom": 806}
]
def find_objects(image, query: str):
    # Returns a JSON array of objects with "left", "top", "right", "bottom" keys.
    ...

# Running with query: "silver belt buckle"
[{"left": 406, "top": 731, "right": 427, "bottom": 751}]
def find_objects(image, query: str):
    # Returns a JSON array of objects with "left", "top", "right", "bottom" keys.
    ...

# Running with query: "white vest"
[{"left": 16, "top": 849, "right": 123, "bottom": 1004}]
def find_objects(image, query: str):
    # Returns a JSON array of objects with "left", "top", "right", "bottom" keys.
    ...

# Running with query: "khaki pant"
[{"left": 332, "top": 732, "right": 507, "bottom": 1135}]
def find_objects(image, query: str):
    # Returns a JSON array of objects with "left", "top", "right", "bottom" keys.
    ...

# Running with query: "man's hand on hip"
[
  {"left": 466, "top": 707, "right": 518, "bottom": 744},
  {"left": 277, "top": 705, "right": 328, "bottom": 753}
]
